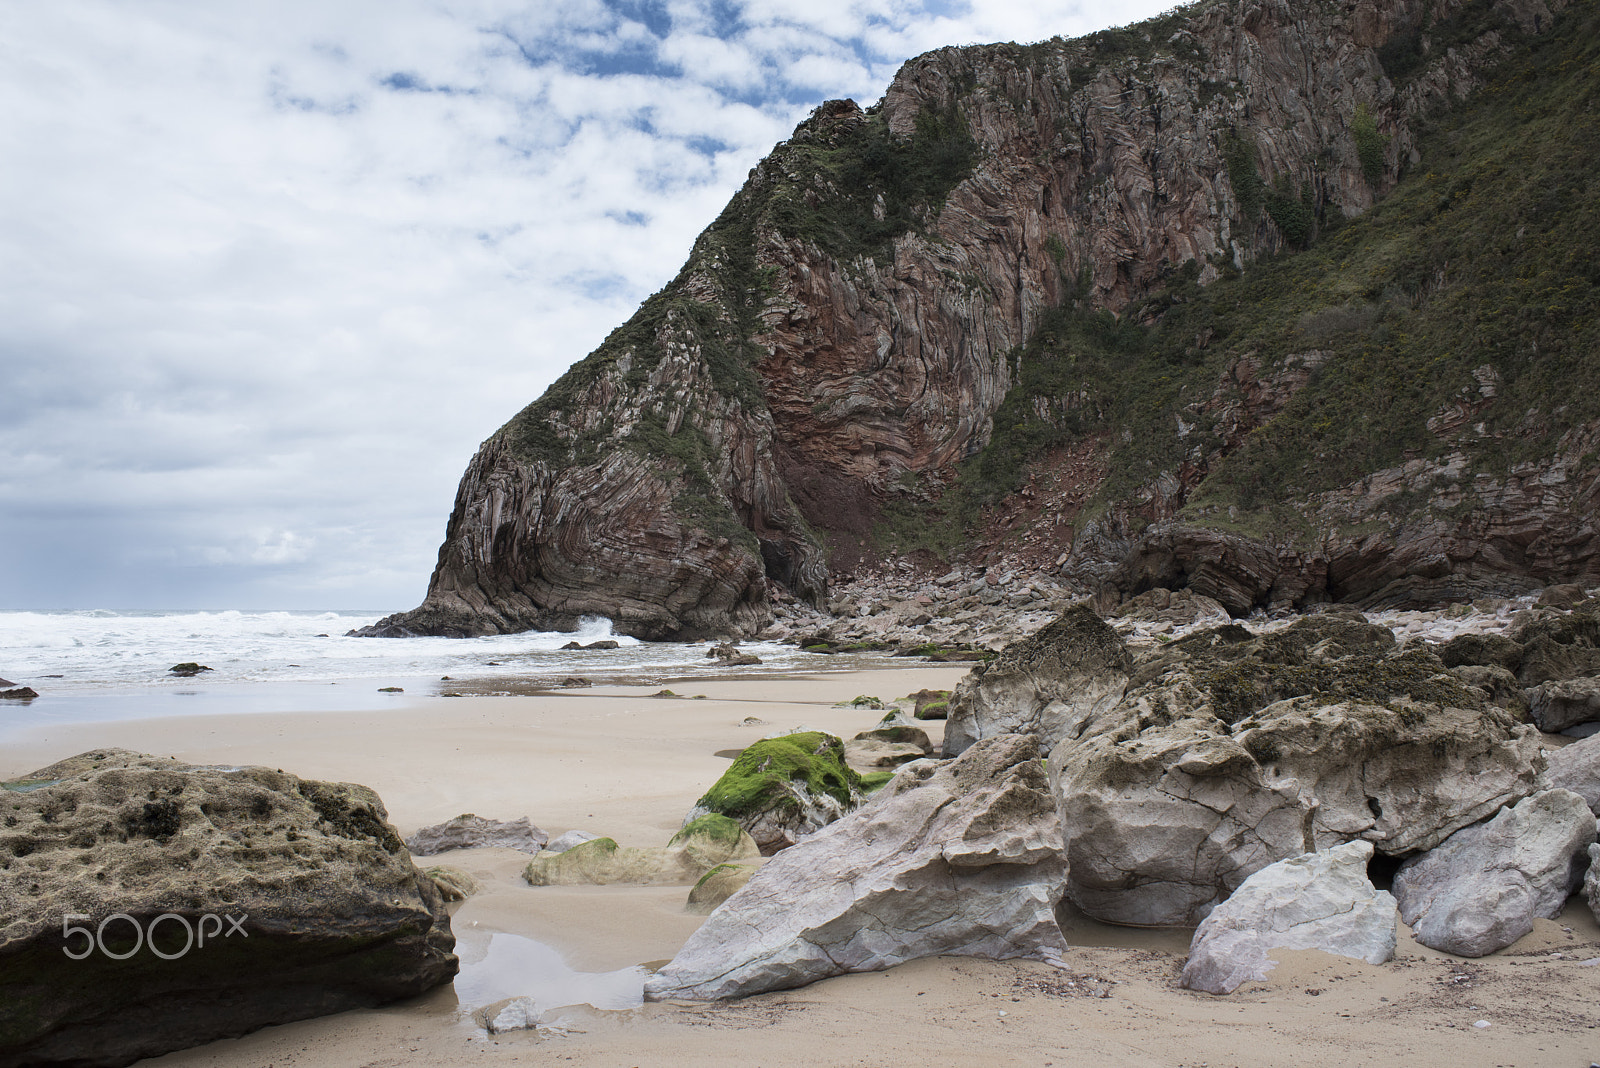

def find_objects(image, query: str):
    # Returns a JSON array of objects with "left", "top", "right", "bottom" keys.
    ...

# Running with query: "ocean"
[{"left": 0, "top": 609, "right": 851, "bottom": 734}]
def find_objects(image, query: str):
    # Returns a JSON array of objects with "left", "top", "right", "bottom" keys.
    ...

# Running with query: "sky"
[{"left": 0, "top": 0, "right": 1173, "bottom": 612}]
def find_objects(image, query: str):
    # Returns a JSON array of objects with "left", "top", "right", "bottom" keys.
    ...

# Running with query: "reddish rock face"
[{"left": 362, "top": 0, "right": 1579, "bottom": 640}]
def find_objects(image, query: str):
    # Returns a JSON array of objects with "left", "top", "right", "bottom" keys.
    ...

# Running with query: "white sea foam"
[{"left": 0, "top": 609, "right": 818, "bottom": 696}]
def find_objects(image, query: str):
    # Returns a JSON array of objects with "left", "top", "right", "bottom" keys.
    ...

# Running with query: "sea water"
[{"left": 0, "top": 609, "right": 838, "bottom": 732}]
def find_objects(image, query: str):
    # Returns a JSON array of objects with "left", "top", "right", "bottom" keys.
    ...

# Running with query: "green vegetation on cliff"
[{"left": 879, "top": 1, "right": 1599, "bottom": 554}]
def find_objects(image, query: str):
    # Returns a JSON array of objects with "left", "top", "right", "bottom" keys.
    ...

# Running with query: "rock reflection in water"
[{"left": 453, "top": 932, "right": 647, "bottom": 1012}]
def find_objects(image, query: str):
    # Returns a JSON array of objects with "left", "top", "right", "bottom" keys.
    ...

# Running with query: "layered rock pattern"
[
  {"left": 1180, "top": 841, "right": 1397, "bottom": 995},
  {"left": 362, "top": 0, "right": 1582, "bottom": 640},
  {"left": 0, "top": 750, "right": 456, "bottom": 1067},
  {"left": 643, "top": 734, "right": 1067, "bottom": 1000}
]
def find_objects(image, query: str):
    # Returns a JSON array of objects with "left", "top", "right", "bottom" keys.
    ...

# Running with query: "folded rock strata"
[
  {"left": 644, "top": 734, "right": 1067, "bottom": 1000},
  {"left": 0, "top": 750, "right": 456, "bottom": 1068},
  {"left": 1180, "top": 840, "right": 1397, "bottom": 995},
  {"left": 1392, "top": 788, "right": 1594, "bottom": 957},
  {"left": 360, "top": 0, "right": 1584, "bottom": 640}
]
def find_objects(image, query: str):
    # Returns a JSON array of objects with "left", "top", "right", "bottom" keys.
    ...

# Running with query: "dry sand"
[{"left": 5, "top": 666, "right": 1600, "bottom": 1068}]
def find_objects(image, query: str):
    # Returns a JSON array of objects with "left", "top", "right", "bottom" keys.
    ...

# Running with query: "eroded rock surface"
[
  {"left": 644, "top": 734, "right": 1066, "bottom": 1000},
  {"left": 1527, "top": 678, "right": 1600, "bottom": 733},
  {"left": 1180, "top": 841, "right": 1397, "bottom": 995},
  {"left": 1543, "top": 734, "right": 1600, "bottom": 814},
  {"left": 0, "top": 750, "right": 456, "bottom": 1068},
  {"left": 944, "top": 604, "right": 1132, "bottom": 757},
  {"left": 1392, "top": 788, "right": 1593, "bottom": 957},
  {"left": 1049, "top": 618, "right": 1542, "bottom": 926}
]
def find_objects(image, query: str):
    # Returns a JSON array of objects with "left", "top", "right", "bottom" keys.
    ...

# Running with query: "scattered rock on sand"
[
  {"left": 688, "top": 731, "right": 863, "bottom": 854},
  {"left": 1392, "top": 788, "right": 1594, "bottom": 957},
  {"left": 1180, "top": 841, "right": 1397, "bottom": 994},
  {"left": 944, "top": 604, "right": 1132, "bottom": 757},
  {"left": 0, "top": 750, "right": 456, "bottom": 1067},
  {"left": 523, "top": 815, "right": 758, "bottom": 886},
  {"left": 906, "top": 689, "right": 951, "bottom": 720},
  {"left": 644, "top": 734, "right": 1067, "bottom": 1001},
  {"left": 852, "top": 725, "right": 934, "bottom": 753},
  {"left": 405, "top": 814, "right": 548, "bottom": 856},
  {"left": 1, "top": 686, "right": 38, "bottom": 700},
  {"left": 686, "top": 863, "right": 757, "bottom": 913},
  {"left": 477, "top": 996, "right": 541, "bottom": 1034},
  {"left": 543, "top": 829, "right": 600, "bottom": 854}
]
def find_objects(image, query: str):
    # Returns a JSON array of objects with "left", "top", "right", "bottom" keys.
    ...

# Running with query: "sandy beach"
[{"left": 6, "top": 665, "right": 1599, "bottom": 1068}]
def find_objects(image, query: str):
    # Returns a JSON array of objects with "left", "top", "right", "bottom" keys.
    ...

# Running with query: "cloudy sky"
[{"left": 0, "top": 0, "right": 1171, "bottom": 611}]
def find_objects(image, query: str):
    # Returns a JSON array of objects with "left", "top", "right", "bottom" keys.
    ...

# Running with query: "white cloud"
[{"left": 0, "top": 0, "right": 1178, "bottom": 610}]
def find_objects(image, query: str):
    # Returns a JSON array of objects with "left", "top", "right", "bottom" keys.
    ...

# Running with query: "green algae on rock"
[{"left": 692, "top": 732, "right": 863, "bottom": 854}]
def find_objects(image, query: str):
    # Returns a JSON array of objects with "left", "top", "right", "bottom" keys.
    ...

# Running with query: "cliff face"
[{"left": 365, "top": 0, "right": 1591, "bottom": 639}]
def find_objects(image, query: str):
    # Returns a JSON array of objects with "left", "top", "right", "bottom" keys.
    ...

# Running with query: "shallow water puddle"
[{"left": 453, "top": 931, "right": 648, "bottom": 1012}]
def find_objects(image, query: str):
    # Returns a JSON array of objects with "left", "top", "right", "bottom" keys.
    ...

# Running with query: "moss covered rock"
[
  {"left": 691, "top": 732, "right": 863, "bottom": 854},
  {"left": 686, "top": 863, "right": 758, "bottom": 914},
  {"left": 522, "top": 817, "right": 758, "bottom": 887}
]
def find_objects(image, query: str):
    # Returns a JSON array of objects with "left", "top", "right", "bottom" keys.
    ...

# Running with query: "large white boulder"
[
  {"left": 1542, "top": 733, "right": 1600, "bottom": 814},
  {"left": 1392, "top": 789, "right": 1594, "bottom": 957},
  {"left": 643, "top": 734, "right": 1067, "bottom": 1000},
  {"left": 1180, "top": 841, "right": 1396, "bottom": 994}
]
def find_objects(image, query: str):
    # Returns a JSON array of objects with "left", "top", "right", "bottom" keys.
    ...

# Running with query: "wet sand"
[{"left": 5, "top": 665, "right": 1599, "bottom": 1067}]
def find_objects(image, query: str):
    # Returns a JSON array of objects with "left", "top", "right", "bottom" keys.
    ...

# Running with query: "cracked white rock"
[
  {"left": 643, "top": 734, "right": 1067, "bottom": 1000},
  {"left": 1393, "top": 788, "right": 1594, "bottom": 957},
  {"left": 1180, "top": 840, "right": 1397, "bottom": 994}
]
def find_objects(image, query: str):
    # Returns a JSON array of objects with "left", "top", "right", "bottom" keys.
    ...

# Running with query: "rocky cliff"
[{"left": 363, "top": 0, "right": 1593, "bottom": 639}]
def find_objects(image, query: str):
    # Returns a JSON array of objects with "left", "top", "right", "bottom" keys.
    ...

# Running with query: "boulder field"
[{"left": 656, "top": 597, "right": 1600, "bottom": 997}]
